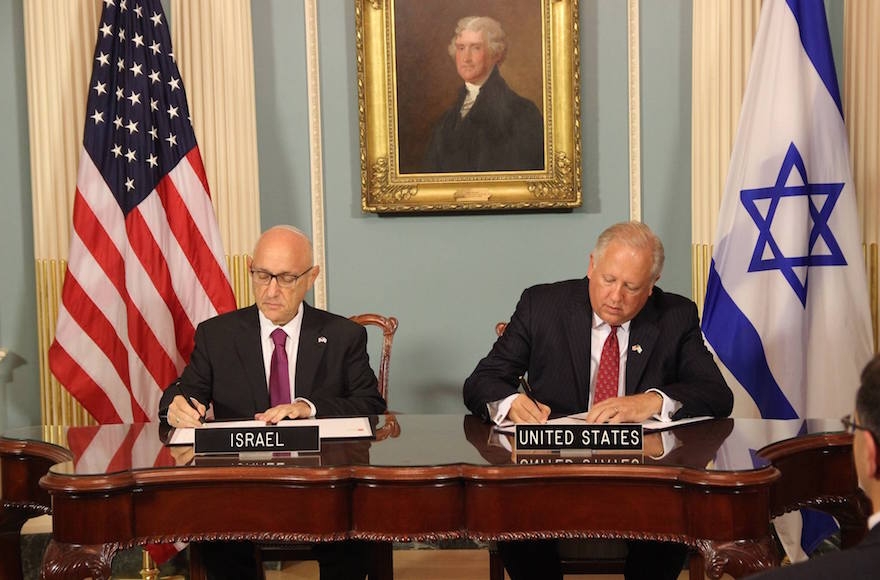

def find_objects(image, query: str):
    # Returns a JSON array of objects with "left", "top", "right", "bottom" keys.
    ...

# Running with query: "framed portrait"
[{"left": 357, "top": 0, "right": 581, "bottom": 213}]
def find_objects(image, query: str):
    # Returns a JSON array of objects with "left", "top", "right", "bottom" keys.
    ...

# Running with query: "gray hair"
[
  {"left": 593, "top": 221, "right": 664, "bottom": 280},
  {"left": 447, "top": 16, "right": 507, "bottom": 64}
]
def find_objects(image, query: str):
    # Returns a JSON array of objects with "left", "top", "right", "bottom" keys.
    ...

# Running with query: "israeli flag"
[
  {"left": 702, "top": 0, "right": 873, "bottom": 561},
  {"left": 703, "top": 0, "right": 872, "bottom": 422}
]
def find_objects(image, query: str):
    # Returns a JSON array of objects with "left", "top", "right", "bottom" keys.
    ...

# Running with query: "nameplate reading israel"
[
  {"left": 515, "top": 424, "right": 643, "bottom": 452},
  {"left": 194, "top": 425, "right": 320, "bottom": 454}
]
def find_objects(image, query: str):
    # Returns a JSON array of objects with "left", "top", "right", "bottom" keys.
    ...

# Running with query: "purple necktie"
[{"left": 269, "top": 328, "right": 291, "bottom": 406}]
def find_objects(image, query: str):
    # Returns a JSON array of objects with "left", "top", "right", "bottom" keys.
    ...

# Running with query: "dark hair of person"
[{"left": 857, "top": 353, "right": 880, "bottom": 436}]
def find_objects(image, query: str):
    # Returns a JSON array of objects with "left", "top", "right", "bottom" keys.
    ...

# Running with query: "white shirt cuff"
[
  {"left": 646, "top": 388, "right": 682, "bottom": 422},
  {"left": 649, "top": 431, "right": 682, "bottom": 459},
  {"left": 294, "top": 397, "right": 317, "bottom": 418},
  {"left": 488, "top": 393, "right": 520, "bottom": 425}
]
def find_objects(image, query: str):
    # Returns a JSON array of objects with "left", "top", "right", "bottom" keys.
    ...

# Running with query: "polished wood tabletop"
[{"left": 0, "top": 415, "right": 866, "bottom": 580}]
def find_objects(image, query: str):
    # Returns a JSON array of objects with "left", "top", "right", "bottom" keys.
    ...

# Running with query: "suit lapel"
[
  {"left": 862, "top": 523, "right": 880, "bottom": 547},
  {"left": 625, "top": 296, "right": 660, "bottom": 394},
  {"left": 295, "top": 303, "right": 325, "bottom": 398},
  {"left": 233, "top": 305, "right": 271, "bottom": 411},
  {"left": 565, "top": 278, "right": 593, "bottom": 406}
]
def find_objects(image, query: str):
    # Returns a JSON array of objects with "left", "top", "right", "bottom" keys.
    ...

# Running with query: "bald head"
[
  {"left": 249, "top": 225, "right": 320, "bottom": 325},
  {"left": 253, "top": 225, "right": 313, "bottom": 261}
]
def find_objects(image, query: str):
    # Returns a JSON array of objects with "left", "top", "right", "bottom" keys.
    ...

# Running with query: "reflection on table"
[{"left": 0, "top": 414, "right": 867, "bottom": 580}]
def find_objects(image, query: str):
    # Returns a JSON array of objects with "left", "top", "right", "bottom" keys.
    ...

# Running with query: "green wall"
[
  {"left": 0, "top": 0, "right": 38, "bottom": 432},
  {"left": 0, "top": 0, "right": 847, "bottom": 427},
  {"left": 252, "top": 0, "right": 678, "bottom": 413}
]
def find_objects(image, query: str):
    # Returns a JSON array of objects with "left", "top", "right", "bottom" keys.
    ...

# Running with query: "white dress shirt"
[
  {"left": 257, "top": 305, "right": 316, "bottom": 417},
  {"left": 489, "top": 313, "right": 682, "bottom": 424},
  {"left": 459, "top": 82, "right": 482, "bottom": 118},
  {"left": 588, "top": 313, "right": 681, "bottom": 419}
]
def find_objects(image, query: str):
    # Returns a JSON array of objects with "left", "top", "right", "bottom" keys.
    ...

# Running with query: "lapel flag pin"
[
  {"left": 631, "top": 344, "right": 642, "bottom": 354},
  {"left": 318, "top": 336, "right": 327, "bottom": 343}
]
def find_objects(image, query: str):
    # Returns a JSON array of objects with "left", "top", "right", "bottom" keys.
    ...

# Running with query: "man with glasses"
[
  {"left": 745, "top": 354, "right": 880, "bottom": 579},
  {"left": 159, "top": 225, "right": 385, "bottom": 580},
  {"left": 160, "top": 224, "right": 385, "bottom": 425}
]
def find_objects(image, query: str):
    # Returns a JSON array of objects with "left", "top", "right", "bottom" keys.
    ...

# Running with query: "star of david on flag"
[
  {"left": 701, "top": 0, "right": 873, "bottom": 563},
  {"left": 741, "top": 142, "right": 846, "bottom": 307}
]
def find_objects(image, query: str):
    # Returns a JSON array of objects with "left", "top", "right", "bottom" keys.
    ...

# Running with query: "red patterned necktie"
[
  {"left": 593, "top": 326, "right": 620, "bottom": 405},
  {"left": 269, "top": 328, "right": 291, "bottom": 406}
]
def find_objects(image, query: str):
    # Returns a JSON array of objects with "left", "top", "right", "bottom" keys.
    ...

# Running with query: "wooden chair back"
[{"left": 349, "top": 313, "right": 398, "bottom": 405}]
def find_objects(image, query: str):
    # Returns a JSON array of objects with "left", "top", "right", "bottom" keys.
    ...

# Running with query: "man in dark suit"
[
  {"left": 159, "top": 225, "right": 385, "bottom": 580},
  {"left": 463, "top": 221, "right": 733, "bottom": 580},
  {"left": 744, "top": 355, "right": 880, "bottom": 580},
  {"left": 422, "top": 16, "right": 544, "bottom": 173}
]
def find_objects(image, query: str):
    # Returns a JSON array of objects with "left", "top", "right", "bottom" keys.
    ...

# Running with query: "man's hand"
[
  {"left": 642, "top": 432, "right": 664, "bottom": 458},
  {"left": 584, "top": 392, "right": 662, "bottom": 424},
  {"left": 507, "top": 394, "right": 552, "bottom": 424},
  {"left": 255, "top": 401, "right": 312, "bottom": 424},
  {"left": 167, "top": 395, "right": 206, "bottom": 428},
  {"left": 169, "top": 445, "right": 195, "bottom": 466}
]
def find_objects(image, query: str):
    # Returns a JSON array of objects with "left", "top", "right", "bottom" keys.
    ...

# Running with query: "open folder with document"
[{"left": 167, "top": 416, "right": 374, "bottom": 446}]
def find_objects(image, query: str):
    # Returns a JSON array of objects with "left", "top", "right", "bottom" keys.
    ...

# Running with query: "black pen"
[
  {"left": 518, "top": 375, "right": 540, "bottom": 406},
  {"left": 175, "top": 381, "right": 205, "bottom": 424}
]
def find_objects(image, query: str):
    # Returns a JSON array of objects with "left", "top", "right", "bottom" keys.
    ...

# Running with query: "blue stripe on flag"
[
  {"left": 703, "top": 260, "right": 798, "bottom": 419},
  {"left": 785, "top": 0, "right": 843, "bottom": 116},
  {"left": 800, "top": 508, "right": 838, "bottom": 554}
]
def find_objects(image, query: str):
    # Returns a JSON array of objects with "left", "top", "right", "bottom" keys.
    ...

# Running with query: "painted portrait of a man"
[
  {"left": 394, "top": 1, "right": 546, "bottom": 175},
  {"left": 422, "top": 16, "right": 545, "bottom": 173}
]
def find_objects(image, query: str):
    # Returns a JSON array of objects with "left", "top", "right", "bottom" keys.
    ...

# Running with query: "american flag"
[
  {"left": 67, "top": 423, "right": 176, "bottom": 476},
  {"left": 49, "top": 0, "right": 236, "bottom": 425}
]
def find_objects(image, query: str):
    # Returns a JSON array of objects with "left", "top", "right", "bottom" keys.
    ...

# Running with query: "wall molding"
[
  {"left": 627, "top": 0, "right": 641, "bottom": 221},
  {"left": 305, "top": 0, "right": 328, "bottom": 309}
]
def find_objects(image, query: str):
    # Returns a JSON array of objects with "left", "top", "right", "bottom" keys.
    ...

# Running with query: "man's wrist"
[
  {"left": 650, "top": 391, "right": 664, "bottom": 414},
  {"left": 645, "top": 388, "right": 682, "bottom": 422},
  {"left": 293, "top": 397, "right": 316, "bottom": 418}
]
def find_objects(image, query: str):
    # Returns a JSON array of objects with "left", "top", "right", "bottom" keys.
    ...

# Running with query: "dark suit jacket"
[
  {"left": 423, "top": 66, "right": 544, "bottom": 173},
  {"left": 463, "top": 277, "right": 733, "bottom": 422},
  {"left": 158, "top": 303, "right": 386, "bottom": 420},
  {"left": 743, "top": 523, "right": 880, "bottom": 580}
]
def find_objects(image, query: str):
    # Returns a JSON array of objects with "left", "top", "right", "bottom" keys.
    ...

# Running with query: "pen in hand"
[
  {"left": 514, "top": 374, "right": 550, "bottom": 424},
  {"left": 518, "top": 375, "right": 539, "bottom": 405},
  {"left": 175, "top": 382, "right": 205, "bottom": 424}
]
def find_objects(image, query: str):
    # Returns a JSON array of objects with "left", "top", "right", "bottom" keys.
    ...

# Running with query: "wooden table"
[{"left": 0, "top": 415, "right": 867, "bottom": 580}]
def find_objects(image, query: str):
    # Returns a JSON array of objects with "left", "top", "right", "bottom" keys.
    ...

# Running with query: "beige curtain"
[
  {"left": 690, "top": 0, "right": 762, "bottom": 311},
  {"left": 845, "top": 0, "right": 880, "bottom": 349},
  {"left": 170, "top": 0, "right": 261, "bottom": 306}
]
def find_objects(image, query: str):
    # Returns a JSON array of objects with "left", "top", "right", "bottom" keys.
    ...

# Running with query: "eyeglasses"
[
  {"left": 249, "top": 266, "right": 313, "bottom": 289},
  {"left": 841, "top": 414, "right": 877, "bottom": 437}
]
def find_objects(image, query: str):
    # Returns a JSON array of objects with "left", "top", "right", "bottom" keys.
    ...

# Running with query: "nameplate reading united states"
[
  {"left": 194, "top": 425, "right": 320, "bottom": 454},
  {"left": 515, "top": 424, "right": 643, "bottom": 452}
]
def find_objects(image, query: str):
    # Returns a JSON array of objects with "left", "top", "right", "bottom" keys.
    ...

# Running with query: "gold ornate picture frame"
[{"left": 357, "top": 0, "right": 581, "bottom": 213}]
